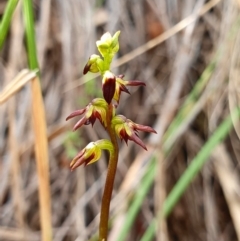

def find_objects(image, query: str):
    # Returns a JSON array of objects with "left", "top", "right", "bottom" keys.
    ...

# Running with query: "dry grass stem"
[
  {"left": 8, "top": 96, "right": 26, "bottom": 240},
  {"left": 31, "top": 76, "right": 52, "bottom": 241},
  {"left": 0, "top": 69, "right": 37, "bottom": 105},
  {"left": 5, "top": 5, "right": 26, "bottom": 239},
  {"left": 0, "top": 227, "right": 39, "bottom": 241}
]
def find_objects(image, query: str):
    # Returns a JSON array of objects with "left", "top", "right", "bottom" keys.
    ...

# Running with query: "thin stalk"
[
  {"left": 0, "top": 0, "right": 19, "bottom": 49},
  {"left": 23, "top": 1, "right": 52, "bottom": 241},
  {"left": 99, "top": 104, "right": 119, "bottom": 241},
  {"left": 22, "top": 0, "right": 38, "bottom": 70}
]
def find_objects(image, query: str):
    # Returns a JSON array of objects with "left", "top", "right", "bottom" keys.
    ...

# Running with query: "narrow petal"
[
  {"left": 126, "top": 80, "right": 146, "bottom": 87},
  {"left": 71, "top": 149, "right": 85, "bottom": 163},
  {"left": 70, "top": 154, "right": 93, "bottom": 170},
  {"left": 73, "top": 116, "right": 88, "bottom": 131},
  {"left": 134, "top": 124, "right": 157, "bottom": 134},
  {"left": 129, "top": 133, "right": 147, "bottom": 150},
  {"left": 120, "top": 84, "right": 130, "bottom": 94},
  {"left": 70, "top": 149, "right": 86, "bottom": 170},
  {"left": 66, "top": 108, "right": 86, "bottom": 121}
]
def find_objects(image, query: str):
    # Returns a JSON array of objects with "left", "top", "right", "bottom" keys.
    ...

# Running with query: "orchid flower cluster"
[{"left": 66, "top": 31, "right": 156, "bottom": 240}]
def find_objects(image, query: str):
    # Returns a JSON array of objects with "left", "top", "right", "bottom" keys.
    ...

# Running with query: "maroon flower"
[
  {"left": 70, "top": 140, "right": 113, "bottom": 171},
  {"left": 70, "top": 142, "right": 101, "bottom": 170},
  {"left": 111, "top": 115, "right": 157, "bottom": 150},
  {"left": 114, "top": 75, "right": 146, "bottom": 103},
  {"left": 66, "top": 98, "right": 108, "bottom": 130}
]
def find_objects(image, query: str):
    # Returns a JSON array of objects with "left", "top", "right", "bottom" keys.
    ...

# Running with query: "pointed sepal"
[
  {"left": 70, "top": 142, "right": 101, "bottom": 170},
  {"left": 70, "top": 139, "right": 114, "bottom": 171},
  {"left": 113, "top": 75, "right": 146, "bottom": 103},
  {"left": 111, "top": 115, "right": 157, "bottom": 150},
  {"left": 66, "top": 98, "right": 108, "bottom": 130}
]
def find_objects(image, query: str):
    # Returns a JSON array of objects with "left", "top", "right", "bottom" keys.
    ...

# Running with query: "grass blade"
[
  {"left": 23, "top": 0, "right": 38, "bottom": 70},
  {"left": 0, "top": 69, "right": 37, "bottom": 104},
  {"left": 0, "top": 0, "right": 19, "bottom": 49},
  {"left": 23, "top": 1, "right": 52, "bottom": 240}
]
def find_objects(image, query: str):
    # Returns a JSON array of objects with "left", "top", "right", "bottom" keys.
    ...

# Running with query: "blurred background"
[{"left": 1, "top": 0, "right": 240, "bottom": 240}]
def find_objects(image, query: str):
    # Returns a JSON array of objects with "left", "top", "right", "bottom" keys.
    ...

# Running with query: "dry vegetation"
[{"left": 1, "top": 0, "right": 240, "bottom": 241}]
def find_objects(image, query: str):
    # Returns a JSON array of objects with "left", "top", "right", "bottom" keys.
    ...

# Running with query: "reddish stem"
[{"left": 99, "top": 104, "right": 119, "bottom": 241}]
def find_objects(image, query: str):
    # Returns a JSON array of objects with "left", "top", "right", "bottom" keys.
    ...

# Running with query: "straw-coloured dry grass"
[{"left": 1, "top": 0, "right": 240, "bottom": 241}]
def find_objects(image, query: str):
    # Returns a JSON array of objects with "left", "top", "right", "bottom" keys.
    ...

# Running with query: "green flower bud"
[
  {"left": 70, "top": 140, "right": 114, "bottom": 170},
  {"left": 83, "top": 54, "right": 104, "bottom": 75},
  {"left": 96, "top": 31, "right": 120, "bottom": 58}
]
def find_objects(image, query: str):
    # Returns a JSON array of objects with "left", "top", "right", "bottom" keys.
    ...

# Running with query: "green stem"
[
  {"left": 23, "top": 0, "right": 39, "bottom": 70},
  {"left": 99, "top": 104, "right": 119, "bottom": 241},
  {"left": 0, "top": 0, "right": 19, "bottom": 49}
]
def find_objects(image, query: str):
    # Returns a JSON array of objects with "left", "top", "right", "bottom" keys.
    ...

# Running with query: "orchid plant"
[{"left": 66, "top": 31, "right": 156, "bottom": 241}]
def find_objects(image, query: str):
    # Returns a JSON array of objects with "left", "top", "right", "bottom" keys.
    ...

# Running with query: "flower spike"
[
  {"left": 66, "top": 98, "right": 108, "bottom": 130},
  {"left": 66, "top": 31, "right": 157, "bottom": 241},
  {"left": 111, "top": 115, "right": 157, "bottom": 150}
]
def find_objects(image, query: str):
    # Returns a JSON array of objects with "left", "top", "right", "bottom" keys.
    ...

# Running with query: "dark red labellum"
[{"left": 103, "top": 77, "right": 116, "bottom": 104}]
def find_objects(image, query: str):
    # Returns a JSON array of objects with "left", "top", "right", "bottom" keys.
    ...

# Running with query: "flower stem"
[{"left": 99, "top": 104, "right": 119, "bottom": 241}]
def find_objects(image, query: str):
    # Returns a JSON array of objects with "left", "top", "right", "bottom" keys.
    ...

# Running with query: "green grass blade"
[
  {"left": 22, "top": 0, "right": 39, "bottom": 70},
  {"left": 162, "top": 58, "right": 216, "bottom": 147},
  {"left": 140, "top": 107, "right": 240, "bottom": 241},
  {"left": 0, "top": 0, "right": 19, "bottom": 49},
  {"left": 22, "top": 1, "right": 52, "bottom": 241}
]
